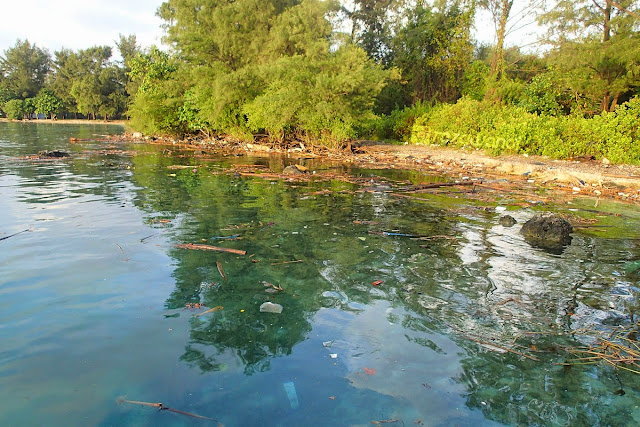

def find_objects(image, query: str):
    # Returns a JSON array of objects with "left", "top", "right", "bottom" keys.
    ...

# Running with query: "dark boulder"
[
  {"left": 520, "top": 214, "right": 573, "bottom": 251},
  {"left": 498, "top": 215, "right": 517, "bottom": 227}
]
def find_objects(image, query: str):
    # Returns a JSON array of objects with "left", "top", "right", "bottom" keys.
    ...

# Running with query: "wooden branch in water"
[
  {"left": 461, "top": 334, "right": 541, "bottom": 361},
  {"left": 117, "top": 398, "right": 221, "bottom": 423},
  {"left": 396, "top": 181, "right": 480, "bottom": 193},
  {"left": 175, "top": 243, "right": 246, "bottom": 255},
  {"left": 0, "top": 228, "right": 32, "bottom": 241},
  {"left": 193, "top": 306, "right": 224, "bottom": 317},
  {"left": 216, "top": 261, "right": 227, "bottom": 280},
  {"left": 270, "top": 260, "right": 304, "bottom": 266}
]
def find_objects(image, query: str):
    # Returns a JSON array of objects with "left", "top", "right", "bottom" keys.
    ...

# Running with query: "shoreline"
[
  {"left": 0, "top": 118, "right": 126, "bottom": 126},
  {"left": 111, "top": 132, "right": 640, "bottom": 204}
]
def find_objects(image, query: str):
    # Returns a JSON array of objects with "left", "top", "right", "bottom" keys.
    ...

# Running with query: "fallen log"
[{"left": 175, "top": 243, "right": 246, "bottom": 255}]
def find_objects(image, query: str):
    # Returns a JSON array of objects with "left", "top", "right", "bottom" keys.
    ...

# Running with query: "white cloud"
[{"left": 0, "top": 0, "right": 165, "bottom": 56}]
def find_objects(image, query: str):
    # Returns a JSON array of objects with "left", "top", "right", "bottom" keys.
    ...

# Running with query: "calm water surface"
[{"left": 1, "top": 122, "right": 640, "bottom": 426}]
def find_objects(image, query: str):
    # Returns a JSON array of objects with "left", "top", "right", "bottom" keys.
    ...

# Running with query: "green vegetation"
[
  {"left": 411, "top": 96, "right": 640, "bottom": 164},
  {"left": 1, "top": 36, "right": 138, "bottom": 120},
  {"left": 1, "top": 0, "right": 639, "bottom": 160}
]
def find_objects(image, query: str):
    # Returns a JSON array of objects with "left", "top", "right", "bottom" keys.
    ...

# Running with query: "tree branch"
[
  {"left": 592, "top": 0, "right": 606, "bottom": 12},
  {"left": 608, "top": 0, "right": 639, "bottom": 18}
]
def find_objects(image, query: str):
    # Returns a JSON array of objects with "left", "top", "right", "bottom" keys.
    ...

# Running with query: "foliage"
[
  {"left": 3, "top": 99, "right": 25, "bottom": 120},
  {"left": 34, "top": 88, "right": 62, "bottom": 118},
  {"left": 244, "top": 46, "right": 389, "bottom": 145},
  {"left": 127, "top": 47, "right": 186, "bottom": 135},
  {"left": 0, "top": 39, "right": 50, "bottom": 99},
  {"left": 345, "top": 0, "right": 397, "bottom": 65},
  {"left": 410, "top": 96, "right": 640, "bottom": 164},
  {"left": 519, "top": 71, "right": 571, "bottom": 116},
  {"left": 540, "top": 0, "right": 640, "bottom": 113},
  {"left": 129, "top": 0, "right": 388, "bottom": 143},
  {"left": 461, "top": 60, "right": 489, "bottom": 101},
  {"left": 391, "top": 1, "right": 475, "bottom": 104},
  {"left": 372, "top": 101, "right": 432, "bottom": 141}
]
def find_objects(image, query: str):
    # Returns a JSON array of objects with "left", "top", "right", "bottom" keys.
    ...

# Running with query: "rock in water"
[
  {"left": 498, "top": 215, "right": 517, "bottom": 227},
  {"left": 260, "top": 302, "right": 283, "bottom": 313},
  {"left": 520, "top": 214, "right": 573, "bottom": 252},
  {"left": 38, "top": 150, "right": 69, "bottom": 158},
  {"left": 283, "top": 165, "right": 307, "bottom": 175}
]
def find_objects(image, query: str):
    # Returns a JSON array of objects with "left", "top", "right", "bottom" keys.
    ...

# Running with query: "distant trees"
[
  {"left": 540, "top": 0, "right": 640, "bottom": 113},
  {"left": 1, "top": 0, "right": 639, "bottom": 160},
  {"left": 1, "top": 36, "right": 138, "bottom": 120},
  {"left": 0, "top": 39, "right": 50, "bottom": 99}
]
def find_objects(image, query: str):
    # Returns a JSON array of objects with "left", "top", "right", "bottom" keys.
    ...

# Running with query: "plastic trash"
[
  {"left": 283, "top": 381, "right": 299, "bottom": 409},
  {"left": 260, "top": 302, "right": 283, "bottom": 313}
]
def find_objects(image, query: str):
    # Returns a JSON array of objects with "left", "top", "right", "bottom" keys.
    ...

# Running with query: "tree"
[
  {"left": 130, "top": 0, "right": 389, "bottom": 143},
  {"left": 3, "top": 99, "right": 25, "bottom": 120},
  {"left": 540, "top": 0, "right": 640, "bottom": 112},
  {"left": 392, "top": 1, "right": 475, "bottom": 104},
  {"left": 0, "top": 39, "right": 50, "bottom": 99},
  {"left": 116, "top": 34, "right": 141, "bottom": 104},
  {"left": 477, "top": 1, "right": 544, "bottom": 83},
  {"left": 345, "top": 0, "right": 398, "bottom": 65},
  {"left": 48, "top": 49, "right": 80, "bottom": 117},
  {"left": 34, "top": 88, "right": 62, "bottom": 119}
]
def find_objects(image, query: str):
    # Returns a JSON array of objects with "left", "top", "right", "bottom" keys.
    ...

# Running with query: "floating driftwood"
[
  {"left": 175, "top": 243, "right": 246, "bottom": 255},
  {"left": 117, "top": 398, "right": 221, "bottom": 424},
  {"left": 399, "top": 181, "right": 480, "bottom": 192},
  {"left": 0, "top": 228, "right": 32, "bottom": 242},
  {"left": 270, "top": 259, "right": 304, "bottom": 266},
  {"left": 193, "top": 306, "right": 224, "bottom": 317},
  {"left": 216, "top": 261, "right": 227, "bottom": 280}
]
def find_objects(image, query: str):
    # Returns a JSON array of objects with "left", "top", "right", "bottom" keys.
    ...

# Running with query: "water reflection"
[{"left": 2, "top": 121, "right": 640, "bottom": 426}]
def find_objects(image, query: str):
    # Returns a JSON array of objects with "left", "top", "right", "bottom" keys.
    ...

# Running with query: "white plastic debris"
[{"left": 260, "top": 302, "right": 283, "bottom": 313}]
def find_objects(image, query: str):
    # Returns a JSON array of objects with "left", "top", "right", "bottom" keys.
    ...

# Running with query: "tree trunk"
[
  {"left": 603, "top": 1, "right": 612, "bottom": 42},
  {"left": 490, "top": 0, "right": 514, "bottom": 81}
]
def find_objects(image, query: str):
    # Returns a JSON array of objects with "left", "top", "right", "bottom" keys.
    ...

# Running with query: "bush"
[
  {"left": 372, "top": 102, "right": 433, "bottom": 141},
  {"left": 3, "top": 99, "right": 26, "bottom": 120},
  {"left": 410, "top": 96, "right": 640, "bottom": 164}
]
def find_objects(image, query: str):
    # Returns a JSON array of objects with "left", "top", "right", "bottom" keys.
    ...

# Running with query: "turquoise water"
[{"left": 1, "top": 121, "right": 640, "bottom": 426}]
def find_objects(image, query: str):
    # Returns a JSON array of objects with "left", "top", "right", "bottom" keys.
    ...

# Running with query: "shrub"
[
  {"left": 3, "top": 99, "right": 26, "bottom": 120},
  {"left": 410, "top": 96, "right": 640, "bottom": 164}
]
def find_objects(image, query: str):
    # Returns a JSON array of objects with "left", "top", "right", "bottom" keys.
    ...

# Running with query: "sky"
[
  {"left": 0, "top": 1, "right": 543, "bottom": 58},
  {"left": 0, "top": 0, "right": 165, "bottom": 56}
]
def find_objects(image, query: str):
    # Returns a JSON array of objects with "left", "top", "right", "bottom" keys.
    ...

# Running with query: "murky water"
[{"left": 1, "top": 121, "right": 640, "bottom": 426}]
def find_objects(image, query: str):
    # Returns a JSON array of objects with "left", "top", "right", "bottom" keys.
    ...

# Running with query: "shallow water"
[{"left": 1, "top": 122, "right": 640, "bottom": 426}]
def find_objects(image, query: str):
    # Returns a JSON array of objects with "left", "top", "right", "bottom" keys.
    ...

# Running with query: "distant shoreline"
[{"left": 0, "top": 118, "right": 126, "bottom": 126}]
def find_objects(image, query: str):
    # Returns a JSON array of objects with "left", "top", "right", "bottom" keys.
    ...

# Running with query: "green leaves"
[{"left": 0, "top": 39, "right": 50, "bottom": 100}]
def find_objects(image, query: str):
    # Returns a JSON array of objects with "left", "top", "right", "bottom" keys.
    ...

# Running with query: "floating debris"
[
  {"left": 175, "top": 243, "right": 246, "bottom": 256},
  {"left": 363, "top": 367, "right": 377, "bottom": 376},
  {"left": 260, "top": 302, "right": 283, "bottom": 314},
  {"left": 0, "top": 227, "right": 32, "bottom": 242},
  {"left": 283, "top": 382, "right": 299, "bottom": 409},
  {"left": 116, "top": 397, "right": 221, "bottom": 424},
  {"left": 217, "top": 261, "right": 227, "bottom": 280},
  {"left": 193, "top": 306, "right": 223, "bottom": 317}
]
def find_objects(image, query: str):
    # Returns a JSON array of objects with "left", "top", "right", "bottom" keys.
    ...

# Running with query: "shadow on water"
[{"left": 2, "top": 122, "right": 640, "bottom": 426}]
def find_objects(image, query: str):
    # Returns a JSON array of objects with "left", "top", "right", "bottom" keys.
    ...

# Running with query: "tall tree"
[
  {"left": 0, "top": 39, "right": 50, "bottom": 99},
  {"left": 392, "top": 0, "right": 475, "bottom": 103},
  {"left": 131, "top": 0, "right": 389, "bottom": 143},
  {"left": 346, "top": 0, "right": 398, "bottom": 65},
  {"left": 540, "top": 0, "right": 640, "bottom": 112}
]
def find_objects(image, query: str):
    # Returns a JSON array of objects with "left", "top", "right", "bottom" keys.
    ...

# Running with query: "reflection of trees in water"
[
  {"left": 128, "top": 150, "right": 459, "bottom": 375},
  {"left": 2, "top": 123, "right": 131, "bottom": 203},
  {"left": 126, "top": 142, "right": 640, "bottom": 422},
  {"left": 398, "top": 216, "right": 640, "bottom": 425}
]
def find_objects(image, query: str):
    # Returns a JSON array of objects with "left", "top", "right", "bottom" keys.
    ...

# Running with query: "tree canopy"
[{"left": 1, "top": 0, "right": 639, "bottom": 162}]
